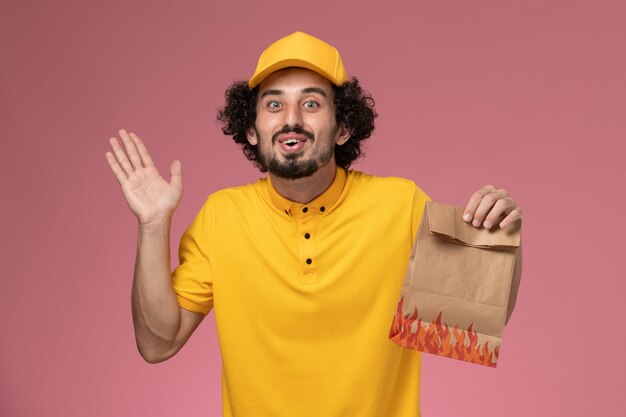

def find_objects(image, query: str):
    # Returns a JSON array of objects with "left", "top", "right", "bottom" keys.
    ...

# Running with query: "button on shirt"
[{"left": 266, "top": 167, "right": 347, "bottom": 283}]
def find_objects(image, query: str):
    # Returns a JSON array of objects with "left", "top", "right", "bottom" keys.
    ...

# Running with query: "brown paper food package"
[{"left": 389, "top": 201, "right": 522, "bottom": 367}]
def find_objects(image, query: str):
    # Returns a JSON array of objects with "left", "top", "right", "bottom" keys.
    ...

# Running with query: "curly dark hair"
[{"left": 216, "top": 77, "right": 377, "bottom": 172}]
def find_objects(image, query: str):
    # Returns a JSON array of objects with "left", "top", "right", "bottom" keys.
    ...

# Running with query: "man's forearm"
[{"left": 131, "top": 218, "right": 180, "bottom": 362}]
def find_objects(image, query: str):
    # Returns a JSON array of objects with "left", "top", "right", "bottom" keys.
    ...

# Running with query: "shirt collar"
[{"left": 266, "top": 167, "right": 347, "bottom": 216}]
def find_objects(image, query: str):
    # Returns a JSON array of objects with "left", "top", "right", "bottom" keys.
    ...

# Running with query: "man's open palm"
[{"left": 106, "top": 129, "right": 183, "bottom": 225}]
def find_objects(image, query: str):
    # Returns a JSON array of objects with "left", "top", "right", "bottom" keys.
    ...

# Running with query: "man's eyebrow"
[
  {"left": 260, "top": 89, "right": 284, "bottom": 98},
  {"left": 302, "top": 87, "right": 327, "bottom": 97},
  {"left": 259, "top": 87, "right": 329, "bottom": 99}
]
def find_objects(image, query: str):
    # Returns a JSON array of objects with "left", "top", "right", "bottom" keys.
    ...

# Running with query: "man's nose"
[{"left": 283, "top": 104, "right": 304, "bottom": 127}]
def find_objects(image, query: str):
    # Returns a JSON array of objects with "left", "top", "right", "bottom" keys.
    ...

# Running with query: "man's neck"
[{"left": 269, "top": 161, "right": 337, "bottom": 204}]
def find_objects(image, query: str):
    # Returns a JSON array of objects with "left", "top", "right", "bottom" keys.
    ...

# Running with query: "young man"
[{"left": 106, "top": 32, "right": 522, "bottom": 417}]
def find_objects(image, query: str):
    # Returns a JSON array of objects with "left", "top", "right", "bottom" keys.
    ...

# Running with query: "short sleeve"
[
  {"left": 411, "top": 184, "right": 432, "bottom": 246},
  {"left": 171, "top": 197, "right": 214, "bottom": 315}
]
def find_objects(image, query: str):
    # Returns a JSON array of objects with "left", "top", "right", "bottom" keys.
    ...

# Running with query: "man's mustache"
[{"left": 272, "top": 126, "right": 315, "bottom": 144}]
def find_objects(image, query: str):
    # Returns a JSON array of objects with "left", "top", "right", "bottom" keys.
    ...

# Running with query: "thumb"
[{"left": 170, "top": 160, "right": 182, "bottom": 187}]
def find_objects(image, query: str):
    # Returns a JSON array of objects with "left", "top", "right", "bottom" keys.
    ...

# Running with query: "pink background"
[{"left": 1, "top": 0, "right": 624, "bottom": 416}]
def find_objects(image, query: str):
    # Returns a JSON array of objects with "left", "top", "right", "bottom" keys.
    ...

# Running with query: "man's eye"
[
  {"left": 268, "top": 101, "right": 281, "bottom": 109},
  {"left": 303, "top": 101, "right": 319, "bottom": 109}
]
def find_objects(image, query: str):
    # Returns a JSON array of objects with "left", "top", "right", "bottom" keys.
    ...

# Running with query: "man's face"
[{"left": 246, "top": 68, "right": 350, "bottom": 180}]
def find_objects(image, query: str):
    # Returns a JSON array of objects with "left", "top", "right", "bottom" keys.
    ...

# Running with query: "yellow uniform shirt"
[{"left": 172, "top": 168, "right": 430, "bottom": 417}]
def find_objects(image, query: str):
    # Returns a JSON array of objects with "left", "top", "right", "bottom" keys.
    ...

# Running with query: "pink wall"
[{"left": 1, "top": 0, "right": 624, "bottom": 416}]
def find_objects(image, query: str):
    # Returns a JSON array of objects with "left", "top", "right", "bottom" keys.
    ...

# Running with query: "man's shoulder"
[
  {"left": 347, "top": 170, "right": 426, "bottom": 197},
  {"left": 205, "top": 178, "right": 266, "bottom": 205}
]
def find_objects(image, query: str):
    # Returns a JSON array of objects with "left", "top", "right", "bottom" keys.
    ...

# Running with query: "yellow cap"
[{"left": 248, "top": 31, "right": 348, "bottom": 88}]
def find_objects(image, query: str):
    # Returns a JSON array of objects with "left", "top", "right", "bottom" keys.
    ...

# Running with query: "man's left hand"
[{"left": 463, "top": 185, "right": 522, "bottom": 229}]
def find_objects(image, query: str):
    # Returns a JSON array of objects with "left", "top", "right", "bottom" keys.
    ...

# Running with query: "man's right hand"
[
  {"left": 106, "top": 129, "right": 200, "bottom": 363},
  {"left": 105, "top": 129, "right": 183, "bottom": 225}
]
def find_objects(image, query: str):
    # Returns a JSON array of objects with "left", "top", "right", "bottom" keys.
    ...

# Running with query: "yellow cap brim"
[{"left": 248, "top": 32, "right": 347, "bottom": 88}]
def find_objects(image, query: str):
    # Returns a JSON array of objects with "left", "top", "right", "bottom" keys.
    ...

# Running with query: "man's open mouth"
[
  {"left": 283, "top": 138, "right": 302, "bottom": 147},
  {"left": 278, "top": 136, "right": 308, "bottom": 153}
]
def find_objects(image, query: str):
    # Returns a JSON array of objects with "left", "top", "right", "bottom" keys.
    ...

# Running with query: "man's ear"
[
  {"left": 335, "top": 124, "right": 351, "bottom": 146},
  {"left": 246, "top": 126, "right": 258, "bottom": 146}
]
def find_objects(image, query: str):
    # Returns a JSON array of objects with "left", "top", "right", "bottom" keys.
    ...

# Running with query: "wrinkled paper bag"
[{"left": 389, "top": 201, "right": 521, "bottom": 367}]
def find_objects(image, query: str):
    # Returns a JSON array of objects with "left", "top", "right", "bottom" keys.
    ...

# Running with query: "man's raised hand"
[{"left": 105, "top": 129, "right": 183, "bottom": 226}]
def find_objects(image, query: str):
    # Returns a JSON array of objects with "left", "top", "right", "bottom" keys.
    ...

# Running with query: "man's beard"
[{"left": 256, "top": 126, "right": 336, "bottom": 180}]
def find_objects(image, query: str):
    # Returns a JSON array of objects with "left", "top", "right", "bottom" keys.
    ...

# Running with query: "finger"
[
  {"left": 472, "top": 189, "right": 507, "bottom": 227},
  {"left": 483, "top": 198, "right": 515, "bottom": 229},
  {"left": 105, "top": 151, "right": 128, "bottom": 185},
  {"left": 119, "top": 129, "right": 143, "bottom": 170},
  {"left": 109, "top": 136, "right": 134, "bottom": 176},
  {"left": 129, "top": 132, "right": 155, "bottom": 168},
  {"left": 499, "top": 208, "right": 523, "bottom": 229},
  {"left": 463, "top": 185, "right": 496, "bottom": 222},
  {"left": 170, "top": 160, "right": 183, "bottom": 187}
]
